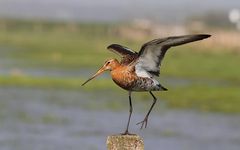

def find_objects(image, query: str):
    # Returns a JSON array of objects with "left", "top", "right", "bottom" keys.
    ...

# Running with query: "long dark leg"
[
  {"left": 122, "top": 91, "right": 133, "bottom": 135},
  {"left": 136, "top": 91, "right": 157, "bottom": 129}
]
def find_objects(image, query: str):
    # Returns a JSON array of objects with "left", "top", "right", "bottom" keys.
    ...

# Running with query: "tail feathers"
[
  {"left": 161, "top": 86, "right": 168, "bottom": 91},
  {"left": 157, "top": 84, "right": 168, "bottom": 91}
]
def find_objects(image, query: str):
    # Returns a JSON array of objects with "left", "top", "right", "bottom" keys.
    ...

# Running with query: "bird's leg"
[
  {"left": 136, "top": 91, "right": 157, "bottom": 129},
  {"left": 122, "top": 91, "right": 133, "bottom": 135}
]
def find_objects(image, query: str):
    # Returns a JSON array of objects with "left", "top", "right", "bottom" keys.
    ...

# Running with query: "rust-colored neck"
[{"left": 109, "top": 59, "right": 121, "bottom": 71}]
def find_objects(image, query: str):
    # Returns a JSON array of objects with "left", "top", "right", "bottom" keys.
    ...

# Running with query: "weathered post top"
[{"left": 106, "top": 134, "right": 144, "bottom": 150}]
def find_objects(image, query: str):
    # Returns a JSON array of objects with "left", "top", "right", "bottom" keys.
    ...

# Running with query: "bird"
[{"left": 81, "top": 34, "right": 211, "bottom": 135}]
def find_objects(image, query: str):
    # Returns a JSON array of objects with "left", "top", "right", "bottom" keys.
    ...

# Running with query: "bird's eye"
[{"left": 106, "top": 61, "right": 110, "bottom": 65}]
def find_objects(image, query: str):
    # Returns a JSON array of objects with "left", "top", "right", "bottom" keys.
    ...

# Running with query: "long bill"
[{"left": 81, "top": 66, "right": 106, "bottom": 86}]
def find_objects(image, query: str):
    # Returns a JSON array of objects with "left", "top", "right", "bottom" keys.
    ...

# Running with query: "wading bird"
[{"left": 82, "top": 34, "right": 211, "bottom": 134}]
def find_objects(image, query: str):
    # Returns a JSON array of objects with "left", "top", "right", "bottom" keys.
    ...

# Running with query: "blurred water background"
[{"left": 0, "top": 0, "right": 240, "bottom": 150}]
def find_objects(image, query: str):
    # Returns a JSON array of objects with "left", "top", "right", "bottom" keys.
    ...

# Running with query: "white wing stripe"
[{"left": 135, "top": 63, "right": 153, "bottom": 78}]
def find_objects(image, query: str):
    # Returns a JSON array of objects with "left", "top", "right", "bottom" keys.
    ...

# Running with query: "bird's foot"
[
  {"left": 121, "top": 130, "right": 136, "bottom": 135},
  {"left": 136, "top": 117, "right": 148, "bottom": 129}
]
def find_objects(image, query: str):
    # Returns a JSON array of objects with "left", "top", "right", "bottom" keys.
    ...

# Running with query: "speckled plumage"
[{"left": 111, "top": 65, "right": 166, "bottom": 91}]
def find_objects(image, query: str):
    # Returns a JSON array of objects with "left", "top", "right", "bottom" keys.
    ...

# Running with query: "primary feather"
[{"left": 136, "top": 34, "right": 211, "bottom": 76}]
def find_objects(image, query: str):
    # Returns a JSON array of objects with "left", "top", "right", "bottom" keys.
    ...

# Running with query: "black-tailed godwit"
[{"left": 82, "top": 34, "right": 211, "bottom": 134}]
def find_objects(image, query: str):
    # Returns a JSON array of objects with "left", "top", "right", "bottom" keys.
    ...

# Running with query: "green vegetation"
[
  {"left": 0, "top": 19, "right": 240, "bottom": 113},
  {"left": 15, "top": 110, "right": 69, "bottom": 124}
]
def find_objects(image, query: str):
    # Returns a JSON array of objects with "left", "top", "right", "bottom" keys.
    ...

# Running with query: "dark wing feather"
[
  {"left": 107, "top": 44, "right": 138, "bottom": 65},
  {"left": 137, "top": 34, "right": 211, "bottom": 76}
]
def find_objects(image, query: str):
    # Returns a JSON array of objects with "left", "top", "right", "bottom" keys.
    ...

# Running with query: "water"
[
  {"left": 0, "top": 87, "right": 239, "bottom": 150},
  {"left": 0, "top": 46, "right": 240, "bottom": 150}
]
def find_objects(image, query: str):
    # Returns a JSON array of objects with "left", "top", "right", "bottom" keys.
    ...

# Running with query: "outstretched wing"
[
  {"left": 107, "top": 44, "right": 138, "bottom": 65},
  {"left": 136, "top": 34, "right": 211, "bottom": 76}
]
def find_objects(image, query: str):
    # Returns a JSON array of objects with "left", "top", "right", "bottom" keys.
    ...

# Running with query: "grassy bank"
[
  {"left": 0, "top": 19, "right": 240, "bottom": 113},
  {"left": 0, "top": 21, "right": 239, "bottom": 81},
  {"left": 0, "top": 75, "right": 239, "bottom": 113}
]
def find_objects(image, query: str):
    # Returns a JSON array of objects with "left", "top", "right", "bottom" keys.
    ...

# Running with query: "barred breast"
[
  {"left": 111, "top": 66, "right": 167, "bottom": 91},
  {"left": 111, "top": 66, "right": 137, "bottom": 91}
]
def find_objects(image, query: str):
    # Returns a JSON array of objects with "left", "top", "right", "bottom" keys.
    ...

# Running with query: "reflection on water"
[{"left": 0, "top": 87, "right": 239, "bottom": 150}]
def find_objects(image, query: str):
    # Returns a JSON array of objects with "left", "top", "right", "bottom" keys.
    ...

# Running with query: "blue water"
[{"left": 0, "top": 87, "right": 239, "bottom": 150}]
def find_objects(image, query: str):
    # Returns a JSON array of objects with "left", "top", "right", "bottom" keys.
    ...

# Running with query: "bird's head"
[{"left": 81, "top": 58, "right": 120, "bottom": 86}]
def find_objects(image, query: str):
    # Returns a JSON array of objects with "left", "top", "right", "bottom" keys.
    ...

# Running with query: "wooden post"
[{"left": 106, "top": 134, "right": 144, "bottom": 150}]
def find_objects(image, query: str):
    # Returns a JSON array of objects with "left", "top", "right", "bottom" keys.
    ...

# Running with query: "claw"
[
  {"left": 121, "top": 131, "right": 136, "bottom": 135},
  {"left": 136, "top": 117, "right": 148, "bottom": 129}
]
